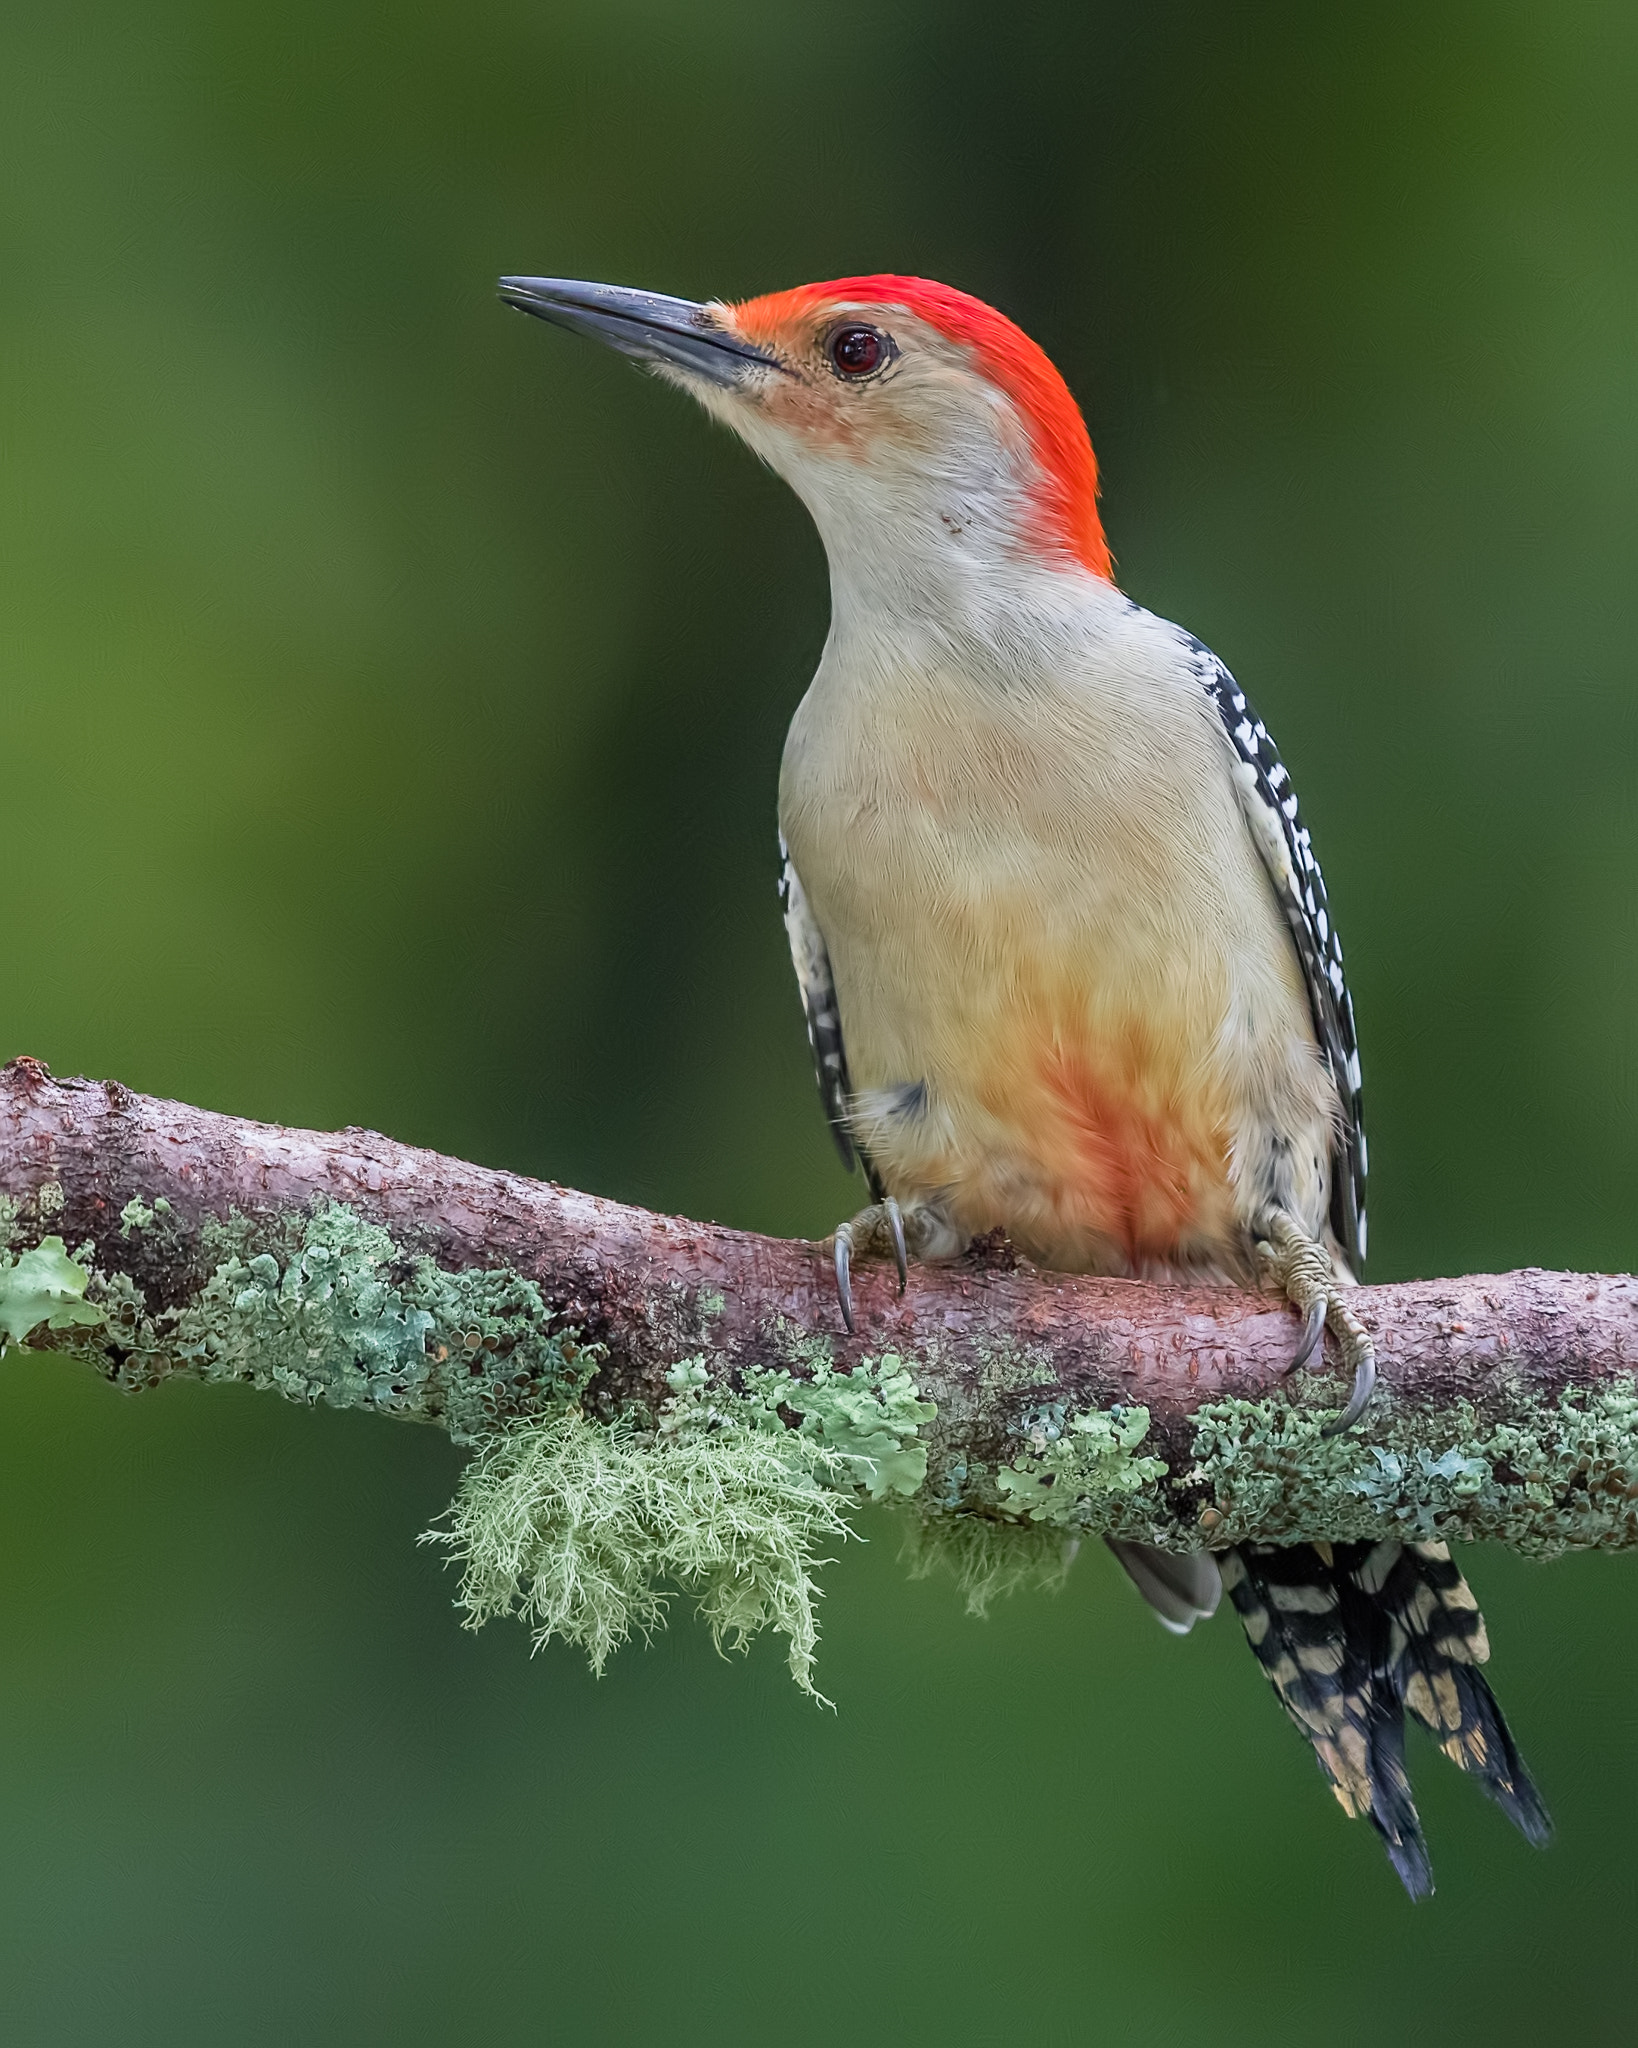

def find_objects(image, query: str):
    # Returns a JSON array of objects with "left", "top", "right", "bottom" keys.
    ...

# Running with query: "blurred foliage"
[{"left": 2, "top": 0, "right": 1637, "bottom": 2039}]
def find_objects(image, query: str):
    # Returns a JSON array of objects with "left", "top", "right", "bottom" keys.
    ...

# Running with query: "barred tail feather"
[
  {"left": 1357, "top": 1687, "right": 1431, "bottom": 1899},
  {"left": 1219, "top": 1539, "right": 1549, "bottom": 1897},
  {"left": 1377, "top": 1540, "right": 1553, "bottom": 1848}
]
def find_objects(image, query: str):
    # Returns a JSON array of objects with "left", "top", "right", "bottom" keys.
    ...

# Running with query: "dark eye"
[{"left": 828, "top": 324, "right": 887, "bottom": 378}]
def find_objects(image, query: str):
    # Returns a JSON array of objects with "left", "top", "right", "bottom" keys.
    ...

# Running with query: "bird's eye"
[{"left": 827, "top": 324, "right": 888, "bottom": 378}]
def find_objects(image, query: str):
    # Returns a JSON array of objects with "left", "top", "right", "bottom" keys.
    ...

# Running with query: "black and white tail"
[{"left": 1219, "top": 1538, "right": 1551, "bottom": 1897}]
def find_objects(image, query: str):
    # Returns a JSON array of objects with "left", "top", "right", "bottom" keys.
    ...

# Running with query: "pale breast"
[{"left": 778, "top": 599, "right": 1336, "bottom": 1275}]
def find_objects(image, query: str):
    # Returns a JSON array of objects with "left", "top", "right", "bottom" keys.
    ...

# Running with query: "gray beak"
[{"left": 497, "top": 276, "right": 784, "bottom": 387}]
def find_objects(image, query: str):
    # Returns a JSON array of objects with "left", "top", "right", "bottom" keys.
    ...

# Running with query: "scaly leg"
[{"left": 1256, "top": 1209, "right": 1376, "bottom": 1436}]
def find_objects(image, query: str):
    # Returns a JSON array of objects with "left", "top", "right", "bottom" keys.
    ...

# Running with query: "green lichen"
[
  {"left": 1188, "top": 1386, "right": 1638, "bottom": 1556},
  {"left": 764, "top": 1354, "right": 936, "bottom": 1499},
  {"left": 992, "top": 1401, "right": 1168, "bottom": 1532},
  {"left": 27, "top": 1199, "right": 592, "bottom": 1439},
  {"left": 6, "top": 1197, "right": 948, "bottom": 1691},
  {"left": 898, "top": 1508, "right": 1078, "bottom": 1616},
  {"left": 423, "top": 1408, "right": 854, "bottom": 1697},
  {"left": 662, "top": 1352, "right": 936, "bottom": 1501},
  {"left": 88, "top": 1265, "right": 173, "bottom": 1385},
  {"left": 0, "top": 1182, "right": 66, "bottom": 1257},
  {"left": 416, "top": 1329, "right": 940, "bottom": 1695},
  {"left": 35, "top": 1175, "right": 1638, "bottom": 1680},
  {"left": 118, "top": 1194, "right": 172, "bottom": 1236},
  {"left": 161, "top": 1202, "right": 593, "bottom": 1440},
  {"left": 0, "top": 1235, "right": 105, "bottom": 1355}
]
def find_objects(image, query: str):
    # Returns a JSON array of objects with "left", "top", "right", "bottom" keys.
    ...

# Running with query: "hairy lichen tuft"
[
  {"left": 415, "top": 1350, "right": 940, "bottom": 1692},
  {"left": 424, "top": 1409, "right": 854, "bottom": 1695},
  {"left": 898, "top": 1507, "right": 1078, "bottom": 1616}
]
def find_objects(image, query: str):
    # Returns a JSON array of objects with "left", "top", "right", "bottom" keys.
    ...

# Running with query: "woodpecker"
[{"left": 501, "top": 271, "right": 1549, "bottom": 1893}]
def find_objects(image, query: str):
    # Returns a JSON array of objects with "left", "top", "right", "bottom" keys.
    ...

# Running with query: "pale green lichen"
[
  {"left": 992, "top": 1401, "right": 1168, "bottom": 1532},
  {"left": 118, "top": 1194, "right": 172, "bottom": 1236},
  {"left": 898, "top": 1508, "right": 1078, "bottom": 1617},
  {"left": 1188, "top": 1386, "right": 1638, "bottom": 1556},
  {"left": 88, "top": 1265, "right": 173, "bottom": 1384},
  {"left": 8, "top": 1200, "right": 592, "bottom": 1441},
  {"left": 162, "top": 1203, "right": 594, "bottom": 1440},
  {"left": 763, "top": 1354, "right": 935, "bottom": 1500},
  {"left": 25, "top": 1179, "right": 1638, "bottom": 1681},
  {"left": 0, "top": 1199, "right": 944, "bottom": 1690},
  {"left": 0, "top": 1235, "right": 105, "bottom": 1354},
  {"left": 662, "top": 1352, "right": 935, "bottom": 1500},
  {"left": 0, "top": 1182, "right": 66, "bottom": 1256},
  {"left": 657, "top": 1352, "right": 1088, "bottom": 1627},
  {"left": 3, "top": 1199, "right": 942, "bottom": 1694},
  {"left": 423, "top": 1408, "right": 854, "bottom": 1697},
  {"left": 416, "top": 1347, "right": 938, "bottom": 1695}
]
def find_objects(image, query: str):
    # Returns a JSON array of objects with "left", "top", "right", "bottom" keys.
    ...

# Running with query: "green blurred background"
[{"left": 3, "top": 0, "right": 1636, "bottom": 2039}]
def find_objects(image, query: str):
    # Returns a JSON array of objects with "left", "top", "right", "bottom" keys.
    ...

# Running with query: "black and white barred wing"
[
  {"left": 778, "top": 836, "right": 880, "bottom": 1193},
  {"left": 1190, "top": 642, "right": 1367, "bottom": 1270}
]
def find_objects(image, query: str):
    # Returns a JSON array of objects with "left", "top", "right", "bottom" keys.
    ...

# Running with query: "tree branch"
[{"left": 4, "top": 1054, "right": 1638, "bottom": 1563}]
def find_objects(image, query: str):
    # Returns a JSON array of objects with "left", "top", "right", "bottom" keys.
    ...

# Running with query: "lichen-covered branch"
[{"left": 5, "top": 1055, "right": 1638, "bottom": 1688}]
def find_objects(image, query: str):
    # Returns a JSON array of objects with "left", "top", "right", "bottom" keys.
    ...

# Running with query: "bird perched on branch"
[{"left": 502, "top": 269, "right": 1549, "bottom": 1893}]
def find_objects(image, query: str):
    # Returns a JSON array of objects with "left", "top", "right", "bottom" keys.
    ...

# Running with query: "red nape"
[{"left": 736, "top": 275, "right": 1113, "bottom": 582}]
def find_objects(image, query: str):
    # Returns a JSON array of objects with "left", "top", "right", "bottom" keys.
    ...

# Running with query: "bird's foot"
[
  {"left": 829, "top": 1198, "right": 909, "bottom": 1334},
  {"left": 1255, "top": 1210, "right": 1376, "bottom": 1436}
]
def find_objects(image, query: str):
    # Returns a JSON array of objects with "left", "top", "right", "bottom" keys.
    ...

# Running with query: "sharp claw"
[
  {"left": 885, "top": 1197, "right": 908, "bottom": 1293},
  {"left": 1321, "top": 1347, "right": 1377, "bottom": 1438},
  {"left": 833, "top": 1227, "right": 855, "bottom": 1334},
  {"left": 1287, "top": 1295, "right": 1327, "bottom": 1375}
]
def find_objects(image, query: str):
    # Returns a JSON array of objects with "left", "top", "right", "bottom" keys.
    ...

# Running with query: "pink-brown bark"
[{"left": 4, "top": 1056, "right": 1637, "bottom": 1482}]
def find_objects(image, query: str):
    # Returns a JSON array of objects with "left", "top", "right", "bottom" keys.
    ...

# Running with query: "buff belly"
[
  {"left": 779, "top": 616, "right": 1337, "bottom": 1281},
  {"left": 846, "top": 976, "right": 1251, "bottom": 1279}
]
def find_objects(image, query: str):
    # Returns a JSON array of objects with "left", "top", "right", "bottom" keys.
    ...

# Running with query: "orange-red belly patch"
[{"left": 985, "top": 1026, "right": 1234, "bottom": 1267}]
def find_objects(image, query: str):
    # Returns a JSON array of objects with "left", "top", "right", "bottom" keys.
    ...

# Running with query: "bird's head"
[{"left": 500, "top": 273, "right": 1113, "bottom": 594}]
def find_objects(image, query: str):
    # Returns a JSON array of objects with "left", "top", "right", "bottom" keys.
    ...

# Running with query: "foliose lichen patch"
[
  {"left": 661, "top": 1352, "right": 936, "bottom": 1501},
  {"left": 171, "top": 1205, "right": 594, "bottom": 1441},
  {"left": 0, "top": 1235, "right": 105, "bottom": 1354},
  {"left": 992, "top": 1401, "right": 1169, "bottom": 1534},
  {"left": 1186, "top": 1388, "right": 1638, "bottom": 1556},
  {"left": 11, "top": 1198, "right": 594, "bottom": 1442}
]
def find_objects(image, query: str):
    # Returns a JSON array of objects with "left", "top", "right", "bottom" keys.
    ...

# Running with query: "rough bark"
[{"left": 5, "top": 1055, "right": 1638, "bottom": 1554}]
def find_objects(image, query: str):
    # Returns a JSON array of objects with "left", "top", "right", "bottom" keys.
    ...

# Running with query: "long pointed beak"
[{"left": 497, "top": 276, "right": 783, "bottom": 387}]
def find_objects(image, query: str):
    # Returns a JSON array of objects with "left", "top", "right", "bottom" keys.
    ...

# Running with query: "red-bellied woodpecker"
[{"left": 501, "top": 270, "right": 1549, "bottom": 1894}]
